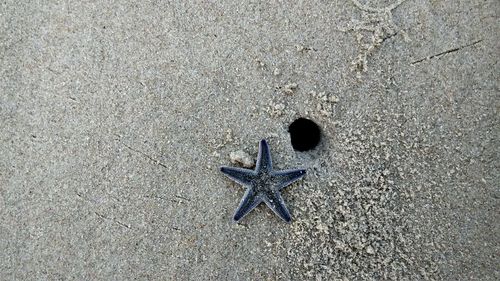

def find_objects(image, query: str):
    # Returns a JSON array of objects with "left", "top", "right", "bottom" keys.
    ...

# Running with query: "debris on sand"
[{"left": 229, "top": 150, "right": 254, "bottom": 168}]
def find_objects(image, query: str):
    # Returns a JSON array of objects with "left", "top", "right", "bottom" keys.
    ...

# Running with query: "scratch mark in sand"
[
  {"left": 95, "top": 212, "right": 131, "bottom": 229},
  {"left": 411, "top": 39, "right": 483, "bottom": 65},
  {"left": 122, "top": 143, "right": 168, "bottom": 169}
]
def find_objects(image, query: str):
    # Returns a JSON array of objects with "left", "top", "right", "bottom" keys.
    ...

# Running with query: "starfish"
[{"left": 220, "top": 139, "right": 306, "bottom": 223}]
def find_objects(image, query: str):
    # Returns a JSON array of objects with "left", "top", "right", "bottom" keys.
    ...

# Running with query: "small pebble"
[
  {"left": 229, "top": 150, "right": 254, "bottom": 168},
  {"left": 365, "top": 245, "right": 375, "bottom": 255},
  {"left": 283, "top": 83, "right": 298, "bottom": 95}
]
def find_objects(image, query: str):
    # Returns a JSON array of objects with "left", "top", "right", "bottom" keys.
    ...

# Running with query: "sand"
[{"left": 1, "top": 0, "right": 499, "bottom": 279}]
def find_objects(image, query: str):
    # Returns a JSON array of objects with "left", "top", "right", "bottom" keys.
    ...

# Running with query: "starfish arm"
[
  {"left": 273, "top": 168, "right": 306, "bottom": 190},
  {"left": 263, "top": 192, "right": 292, "bottom": 223},
  {"left": 256, "top": 139, "right": 273, "bottom": 172},
  {"left": 220, "top": 166, "right": 256, "bottom": 186},
  {"left": 233, "top": 188, "right": 262, "bottom": 222}
]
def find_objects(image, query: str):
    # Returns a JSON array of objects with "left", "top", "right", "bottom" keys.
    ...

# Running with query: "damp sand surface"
[{"left": 1, "top": 1, "right": 499, "bottom": 280}]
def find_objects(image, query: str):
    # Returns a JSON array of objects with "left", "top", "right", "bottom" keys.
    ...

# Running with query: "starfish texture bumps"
[{"left": 220, "top": 139, "right": 306, "bottom": 223}]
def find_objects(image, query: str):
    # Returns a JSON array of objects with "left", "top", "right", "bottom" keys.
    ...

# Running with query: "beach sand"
[{"left": 1, "top": 0, "right": 498, "bottom": 279}]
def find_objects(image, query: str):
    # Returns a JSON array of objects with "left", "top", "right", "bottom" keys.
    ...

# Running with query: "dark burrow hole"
[{"left": 288, "top": 118, "right": 321, "bottom": 152}]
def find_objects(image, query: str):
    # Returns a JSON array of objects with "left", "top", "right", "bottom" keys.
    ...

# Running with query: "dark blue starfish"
[{"left": 220, "top": 139, "right": 306, "bottom": 223}]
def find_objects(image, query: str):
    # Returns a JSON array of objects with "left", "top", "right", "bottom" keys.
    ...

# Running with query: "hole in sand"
[{"left": 288, "top": 118, "right": 321, "bottom": 152}]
